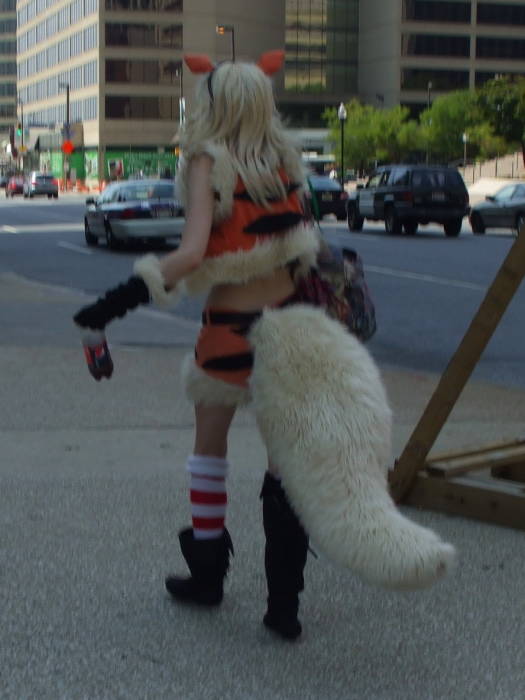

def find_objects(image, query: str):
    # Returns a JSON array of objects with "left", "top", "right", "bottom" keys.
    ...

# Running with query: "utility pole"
[{"left": 59, "top": 82, "right": 70, "bottom": 190}]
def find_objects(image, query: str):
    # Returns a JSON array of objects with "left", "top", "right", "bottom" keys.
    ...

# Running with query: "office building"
[
  {"left": 0, "top": 0, "right": 16, "bottom": 139},
  {"left": 359, "top": 0, "right": 525, "bottom": 115},
  {"left": 15, "top": 0, "right": 283, "bottom": 185}
]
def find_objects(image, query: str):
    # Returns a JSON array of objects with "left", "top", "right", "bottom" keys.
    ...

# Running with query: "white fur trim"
[
  {"left": 176, "top": 142, "right": 237, "bottom": 223},
  {"left": 182, "top": 223, "right": 319, "bottom": 296},
  {"left": 133, "top": 254, "right": 182, "bottom": 307},
  {"left": 249, "top": 305, "right": 456, "bottom": 591},
  {"left": 181, "top": 353, "right": 251, "bottom": 407}
]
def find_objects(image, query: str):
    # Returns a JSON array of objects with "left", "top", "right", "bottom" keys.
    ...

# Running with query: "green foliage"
[
  {"left": 477, "top": 75, "right": 525, "bottom": 157},
  {"left": 323, "top": 82, "right": 523, "bottom": 170}
]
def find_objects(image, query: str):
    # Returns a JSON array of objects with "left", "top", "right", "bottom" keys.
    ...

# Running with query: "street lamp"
[
  {"left": 17, "top": 97, "right": 24, "bottom": 150},
  {"left": 216, "top": 24, "right": 235, "bottom": 61},
  {"left": 58, "top": 82, "right": 70, "bottom": 190},
  {"left": 462, "top": 132, "right": 468, "bottom": 174},
  {"left": 426, "top": 81, "right": 433, "bottom": 165},
  {"left": 427, "top": 80, "right": 432, "bottom": 110},
  {"left": 338, "top": 102, "right": 347, "bottom": 185}
]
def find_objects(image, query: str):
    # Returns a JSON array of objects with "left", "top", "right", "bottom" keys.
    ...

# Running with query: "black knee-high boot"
[
  {"left": 260, "top": 472, "right": 309, "bottom": 640},
  {"left": 165, "top": 528, "right": 233, "bottom": 606}
]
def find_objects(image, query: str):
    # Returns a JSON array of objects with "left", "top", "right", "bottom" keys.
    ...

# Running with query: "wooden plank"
[
  {"left": 427, "top": 444, "right": 525, "bottom": 478},
  {"left": 389, "top": 231, "right": 525, "bottom": 502},
  {"left": 426, "top": 438, "right": 525, "bottom": 464},
  {"left": 491, "top": 463, "right": 525, "bottom": 483},
  {"left": 404, "top": 471, "right": 525, "bottom": 530}
]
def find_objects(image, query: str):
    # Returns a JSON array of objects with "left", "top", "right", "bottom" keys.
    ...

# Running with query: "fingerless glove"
[{"left": 73, "top": 275, "right": 151, "bottom": 330}]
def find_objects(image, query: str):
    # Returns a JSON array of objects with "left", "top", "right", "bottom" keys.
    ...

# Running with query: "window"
[
  {"left": 0, "top": 0, "right": 16, "bottom": 10},
  {"left": 404, "top": 0, "right": 471, "bottom": 22},
  {"left": 0, "top": 20, "right": 17, "bottom": 33},
  {"left": 105, "top": 0, "right": 182, "bottom": 10},
  {"left": 401, "top": 68, "right": 469, "bottom": 91},
  {"left": 0, "top": 83, "right": 16, "bottom": 96},
  {"left": 84, "top": 24, "right": 99, "bottom": 50},
  {"left": 105, "top": 95, "right": 176, "bottom": 119},
  {"left": 513, "top": 185, "right": 525, "bottom": 199},
  {"left": 402, "top": 33, "right": 470, "bottom": 57},
  {"left": 0, "top": 40, "right": 16, "bottom": 54},
  {"left": 0, "top": 62, "right": 16, "bottom": 75},
  {"left": 478, "top": 3, "right": 525, "bottom": 25},
  {"left": 477, "top": 37, "right": 525, "bottom": 60},
  {"left": 389, "top": 167, "right": 410, "bottom": 186}
]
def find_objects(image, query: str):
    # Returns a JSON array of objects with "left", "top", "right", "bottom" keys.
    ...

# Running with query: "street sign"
[{"left": 61, "top": 140, "right": 74, "bottom": 154}]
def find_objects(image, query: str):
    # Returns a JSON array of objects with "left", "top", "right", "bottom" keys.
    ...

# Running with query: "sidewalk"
[{"left": 1, "top": 272, "right": 525, "bottom": 699}]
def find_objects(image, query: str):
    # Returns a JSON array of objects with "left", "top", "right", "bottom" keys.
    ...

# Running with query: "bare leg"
[{"left": 194, "top": 403, "right": 237, "bottom": 458}]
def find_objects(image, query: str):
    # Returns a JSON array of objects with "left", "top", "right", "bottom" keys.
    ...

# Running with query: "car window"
[
  {"left": 511, "top": 185, "right": 525, "bottom": 199},
  {"left": 99, "top": 185, "right": 118, "bottom": 204},
  {"left": 389, "top": 167, "right": 409, "bottom": 186},
  {"left": 378, "top": 170, "right": 390, "bottom": 186},
  {"left": 494, "top": 185, "right": 516, "bottom": 201},
  {"left": 411, "top": 169, "right": 464, "bottom": 188},
  {"left": 35, "top": 174, "right": 54, "bottom": 182},
  {"left": 366, "top": 173, "right": 382, "bottom": 188},
  {"left": 118, "top": 183, "right": 175, "bottom": 201},
  {"left": 308, "top": 176, "right": 342, "bottom": 191}
]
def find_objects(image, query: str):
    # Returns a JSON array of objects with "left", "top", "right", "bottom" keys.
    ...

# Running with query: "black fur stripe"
[
  {"left": 201, "top": 352, "right": 254, "bottom": 371},
  {"left": 244, "top": 212, "right": 304, "bottom": 234},
  {"left": 234, "top": 182, "right": 301, "bottom": 202}
]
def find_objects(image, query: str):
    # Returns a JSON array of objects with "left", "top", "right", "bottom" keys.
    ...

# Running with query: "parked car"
[
  {"left": 84, "top": 179, "right": 184, "bottom": 249},
  {"left": 346, "top": 164, "right": 470, "bottom": 237},
  {"left": 469, "top": 183, "right": 525, "bottom": 235},
  {"left": 5, "top": 176, "right": 24, "bottom": 197},
  {"left": 0, "top": 174, "right": 9, "bottom": 188},
  {"left": 307, "top": 174, "right": 348, "bottom": 220},
  {"left": 23, "top": 172, "right": 59, "bottom": 199}
]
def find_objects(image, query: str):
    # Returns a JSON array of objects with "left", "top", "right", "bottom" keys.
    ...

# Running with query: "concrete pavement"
[{"left": 1, "top": 271, "right": 525, "bottom": 699}]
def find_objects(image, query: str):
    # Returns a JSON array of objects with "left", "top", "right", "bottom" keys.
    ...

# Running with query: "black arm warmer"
[{"left": 73, "top": 275, "right": 151, "bottom": 330}]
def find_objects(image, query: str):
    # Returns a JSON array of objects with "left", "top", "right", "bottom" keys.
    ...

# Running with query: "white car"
[{"left": 84, "top": 179, "right": 185, "bottom": 249}]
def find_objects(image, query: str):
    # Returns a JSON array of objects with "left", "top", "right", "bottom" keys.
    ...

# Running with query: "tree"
[
  {"left": 324, "top": 101, "right": 419, "bottom": 172},
  {"left": 419, "top": 90, "right": 481, "bottom": 164},
  {"left": 477, "top": 75, "right": 525, "bottom": 165}
]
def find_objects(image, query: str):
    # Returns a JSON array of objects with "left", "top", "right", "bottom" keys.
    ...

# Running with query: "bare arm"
[{"left": 159, "top": 154, "right": 214, "bottom": 289}]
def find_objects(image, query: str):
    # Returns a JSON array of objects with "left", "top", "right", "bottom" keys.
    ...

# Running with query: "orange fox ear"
[
  {"left": 184, "top": 54, "right": 215, "bottom": 74},
  {"left": 257, "top": 50, "right": 285, "bottom": 76}
]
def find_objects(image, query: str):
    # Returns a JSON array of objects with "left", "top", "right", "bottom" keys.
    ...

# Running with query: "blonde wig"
[{"left": 180, "top": 61, "right": 306, "bottom": 208}]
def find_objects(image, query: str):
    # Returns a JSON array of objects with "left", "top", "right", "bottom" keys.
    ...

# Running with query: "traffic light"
[{"left": 16, "top": 122, "right": 22, "bottom": 137}]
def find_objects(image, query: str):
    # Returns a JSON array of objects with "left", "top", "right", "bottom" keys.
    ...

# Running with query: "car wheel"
[
  {"left": 84, "top": 219, "right": 98, "bottom": 247},
  {"left": 443, "top": 218, "right": 463, "bottom": 237},
  {"left": 29, "top": 192, "right": 33, "bottom": 198},
  {"left": 105, "top": 222, "right": 121, "bottom": 250},
  {"left": 53, "top": 193, "right": 58, "bottom": 199},
  {"left": 470, "top": 212, "right": 485, "bottom": 235},
  {"left": 515, "top": 213, "right": 525, "bottom": 236},
  {"left": 47, "top": 194, "right": 52, "bottom": 199},
  {"left": 384, "top": 206, "right": 401, "bottom": 235},
  {"left": 347, "top": 204, "right": 364, "bottom": 231},
  {"left": 403, "top": 220, "right": 418, "bottom": 236},
  {"left": 23, "top": 192, "right": 27, "bottom": 198}
]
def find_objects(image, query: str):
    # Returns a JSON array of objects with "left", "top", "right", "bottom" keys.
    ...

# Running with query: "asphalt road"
[{"left": 1, "top": 194, "right": 524, "bottom": 388}]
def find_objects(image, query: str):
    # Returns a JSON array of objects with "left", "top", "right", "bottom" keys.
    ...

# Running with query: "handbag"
[{"left": 296, "top": 237, "right": 377, "bottom": 342}]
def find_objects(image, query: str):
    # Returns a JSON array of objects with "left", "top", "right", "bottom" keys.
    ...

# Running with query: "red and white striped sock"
[{"left": 186, "top": 454, "right": 228, "bottom": 540}]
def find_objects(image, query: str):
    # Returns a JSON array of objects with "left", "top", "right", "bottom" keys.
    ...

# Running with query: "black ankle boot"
[
  {"left": 165, "top": 528, "right": 233, "bottom": 606},
  {"left": 260, "top": 472, "right": 309, "bottom": 640}
]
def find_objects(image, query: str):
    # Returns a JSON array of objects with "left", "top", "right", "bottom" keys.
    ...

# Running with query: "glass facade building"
[
  {"left": 0, "top": 0, "right": 16, "bottom": 136},
  {"left": 281, "top": 0, "right": 358, "bottom": 127}
]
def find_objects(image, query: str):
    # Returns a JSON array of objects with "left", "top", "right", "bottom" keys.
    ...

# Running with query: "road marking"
[
  {"left": 57, "top": 241, "right": 92, "bottom": 255},
  {"left": 0, "top": 223, "right": 84, "bottom": 233},
  {"left": 366, "top": 264, "right": 485, "bottom": 291}
]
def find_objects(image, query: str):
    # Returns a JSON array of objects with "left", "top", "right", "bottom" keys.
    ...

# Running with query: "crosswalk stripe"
[{"left": 0, "top": 223, "right": 83, "bottom": 233}]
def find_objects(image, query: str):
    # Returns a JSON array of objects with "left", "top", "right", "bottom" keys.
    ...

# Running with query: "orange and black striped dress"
[{"left": 195, "top": 171, "right": 305, "bottom": 388}]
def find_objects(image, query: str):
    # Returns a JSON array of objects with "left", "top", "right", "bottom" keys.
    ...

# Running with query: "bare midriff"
[{"left": 206, "top": 266, "right": 296, "bottom": 311}]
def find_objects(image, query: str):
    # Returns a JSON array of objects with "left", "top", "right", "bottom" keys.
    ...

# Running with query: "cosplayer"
[{"left": 74, "top": 50, "right": 455, "bottom": 642}]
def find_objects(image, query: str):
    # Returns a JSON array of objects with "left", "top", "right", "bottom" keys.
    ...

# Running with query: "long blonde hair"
[{"left": 181, "top": 61, "right": 304, "bottom": 207}]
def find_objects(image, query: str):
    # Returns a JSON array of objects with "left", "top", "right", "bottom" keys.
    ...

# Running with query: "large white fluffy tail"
[{"left": 249, "top": 304, "right": 455, "bottom": 590}]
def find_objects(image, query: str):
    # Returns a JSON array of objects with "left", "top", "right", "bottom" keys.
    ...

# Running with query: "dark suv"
[{"left": 346, "top": 165, "right": 470, "bottom": 237}]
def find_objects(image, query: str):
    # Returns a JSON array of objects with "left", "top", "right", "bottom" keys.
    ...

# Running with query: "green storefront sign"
[{"left": 104, "top": 150, "right": 178, "bottom": 180}]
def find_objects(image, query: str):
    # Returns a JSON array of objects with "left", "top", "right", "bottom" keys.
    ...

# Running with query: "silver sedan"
[
  {"left": 469, "top": 183, "right": 525, "bottom": 235},
  {"left": 84, "top": 179, "right": 184, "bottom": 249}
]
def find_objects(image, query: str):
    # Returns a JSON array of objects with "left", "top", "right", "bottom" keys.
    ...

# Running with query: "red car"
[{"left": 6, "top": 176, "right": 24, "bottom": 197}]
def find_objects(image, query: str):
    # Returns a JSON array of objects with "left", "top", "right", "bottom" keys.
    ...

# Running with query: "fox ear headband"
[{"left": 184, "top": 50, "right": 285, "bottom": 101}]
